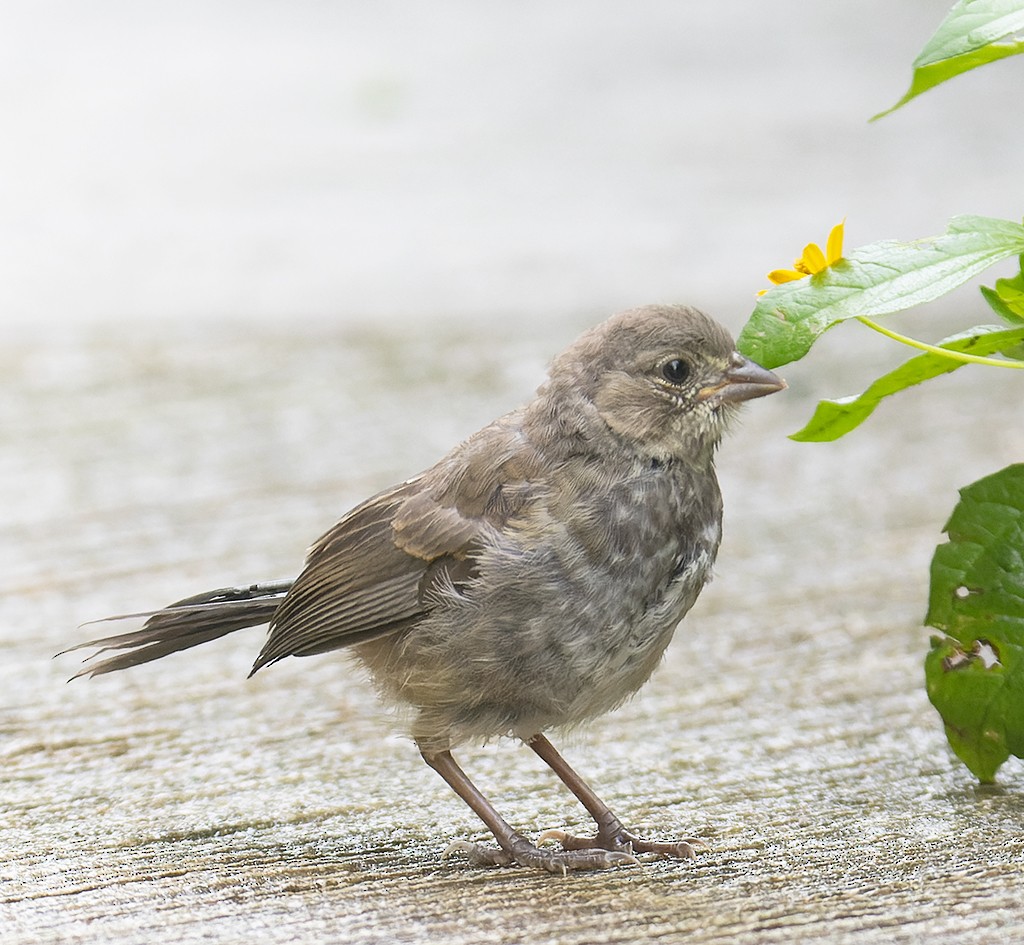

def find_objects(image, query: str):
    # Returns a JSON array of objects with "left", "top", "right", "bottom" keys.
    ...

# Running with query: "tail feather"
[{"left": 65, "top": 581, "right": 293, "bottom": 678}]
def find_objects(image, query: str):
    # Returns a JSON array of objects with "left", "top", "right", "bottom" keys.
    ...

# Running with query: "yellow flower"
[{"left": 758, "top": 220, "right": 845, "bottom": 295}]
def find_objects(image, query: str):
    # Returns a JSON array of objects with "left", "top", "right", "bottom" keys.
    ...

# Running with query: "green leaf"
[
  {"left": 738, "top": 215, "right": 1024, "bottom": 369},
  {"left": 873, "top": 0, "right": 1024, "bottom": 119},
  {"left": 995, "top": 274, "right": 1024, "bottom": 319},
  {"left": 925, "top": 638, "right": 1013, "bottom": 782},
  {"left": 874, "top": 41, "right": 1024, "bottom": 120},
  {"left": 980, "top": 285, "right": 1024, "bottom": 325},
  {"left": 980, "top": 255, "right": 1024, "bottom": 354},
  {"left": 924, "top": 464, "right": 1024, "bottom": 782},
  {"left": 789, "top": 325, "right": 1024, "bottom": 442},
  {"left": 990, "top": 254, "right": 1024, "bottom": 320}
]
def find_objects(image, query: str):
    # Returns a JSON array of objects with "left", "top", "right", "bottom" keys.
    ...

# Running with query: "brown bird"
[{"left": 68, "top": 304, "right": 785, "bottom": 873}]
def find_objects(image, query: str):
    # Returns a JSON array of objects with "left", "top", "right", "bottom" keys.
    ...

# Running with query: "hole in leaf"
[
  {"left": 973, "top": 639, "right": 1001, "bottom": 669},
  {"left": 942, "top": 644, "right": 972, "bottom": 672},
  {"left": 940, "top": 639, "right": 1002, "bottom": 672}
]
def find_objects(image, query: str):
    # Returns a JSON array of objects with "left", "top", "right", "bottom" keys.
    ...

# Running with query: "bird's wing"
[{"left": 251, "top": 417, "right": 543, "bottom": 672}]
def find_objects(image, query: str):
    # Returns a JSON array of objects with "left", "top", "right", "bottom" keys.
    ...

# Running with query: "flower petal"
[
  {"left": 826, "top": 219, "right": 845, "bottom": 264},
  {"left": 766, "top": 268, "right": 806, "bottom": 285},
  {"left": 799, "top": 242, "right": 827, "bottom": 274}
]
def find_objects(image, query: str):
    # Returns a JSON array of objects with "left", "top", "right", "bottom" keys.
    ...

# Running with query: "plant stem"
[{"left": 856, "top": 316, "right": 1024, "bottom": 369}]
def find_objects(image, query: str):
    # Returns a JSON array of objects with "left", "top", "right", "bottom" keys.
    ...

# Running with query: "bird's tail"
[{"left": 64, "top": 581, "right": 294, "bottom": 678}]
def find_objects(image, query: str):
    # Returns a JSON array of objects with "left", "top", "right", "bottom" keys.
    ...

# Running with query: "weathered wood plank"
[{"left": 4, "top": 321, "right": 1024, "bottom": 944}]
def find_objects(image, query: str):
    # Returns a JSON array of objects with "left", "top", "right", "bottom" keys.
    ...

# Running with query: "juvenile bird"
[{"left": 69, "top": 304, "right": 785, "bottom": 873}]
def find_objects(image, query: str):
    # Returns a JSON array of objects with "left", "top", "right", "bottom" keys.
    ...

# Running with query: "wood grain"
[{"left": 4, "top": 319, "right": 1024, "bottom": 944}]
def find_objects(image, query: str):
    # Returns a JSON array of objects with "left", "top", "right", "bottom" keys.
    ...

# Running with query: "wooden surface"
[{"left": 4, "top": 316, "right": 1024, "bottom": 944}]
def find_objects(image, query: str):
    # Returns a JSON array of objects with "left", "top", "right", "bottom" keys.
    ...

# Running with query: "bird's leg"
[
  {"left": 527, "top": 733, "right": 708, "bottom": 860},
  {"left": 418, "top": 745, "right": 638, "bottom": 874}
]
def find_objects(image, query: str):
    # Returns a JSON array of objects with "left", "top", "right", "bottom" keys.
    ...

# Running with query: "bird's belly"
[
  {"left": 357, "top": 539, "right": 715, "bottom": 749},
  {"left": 553, "top": 547, "right": 712, "bottom": 724}
]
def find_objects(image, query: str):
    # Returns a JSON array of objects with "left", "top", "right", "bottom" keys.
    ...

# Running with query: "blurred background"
[{"left": 3, "top": 0, "right": 1020, "bottom": 331}]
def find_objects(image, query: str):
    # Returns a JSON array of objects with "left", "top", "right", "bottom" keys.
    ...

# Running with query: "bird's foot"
[
  {"left": 537, "top": 826, "right": 709, "bottom": 861},
  {"left": 443, "top": 836, "right": 638, "bottom": 874}
]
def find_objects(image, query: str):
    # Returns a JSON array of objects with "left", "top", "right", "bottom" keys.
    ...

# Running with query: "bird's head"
[{"left": 542, "top": 304, "right": 785, "bottom": 465}]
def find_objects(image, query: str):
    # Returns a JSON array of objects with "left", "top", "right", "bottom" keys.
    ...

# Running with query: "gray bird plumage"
[{"left": 67, "top": 304, "right": 784, "bottom": 873}]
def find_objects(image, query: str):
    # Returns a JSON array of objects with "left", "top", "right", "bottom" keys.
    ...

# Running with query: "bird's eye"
[{"left": 661, "top": 359, "right": 690, "bottom": 385}]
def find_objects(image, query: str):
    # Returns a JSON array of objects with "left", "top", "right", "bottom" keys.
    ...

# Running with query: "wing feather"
[{"left": 251, "top": 417, "right": 546, "bottom": 673}]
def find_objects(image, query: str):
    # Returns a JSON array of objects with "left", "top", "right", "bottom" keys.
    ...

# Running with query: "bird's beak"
[{"left": 698, "top": 355, "right": 787, "bottom": 405}]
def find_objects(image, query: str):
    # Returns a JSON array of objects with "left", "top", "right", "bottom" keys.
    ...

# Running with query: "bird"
[{"left": 66, "top": 304, "right": 785, "bottom": 874}]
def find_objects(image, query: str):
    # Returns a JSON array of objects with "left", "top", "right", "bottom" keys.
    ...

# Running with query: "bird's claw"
[
  {"left": 538, "top": 827, "right": 709, "bottom": 860},
  {"left": 443, "top": 837, "right": 638, "bottom": 874}
]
